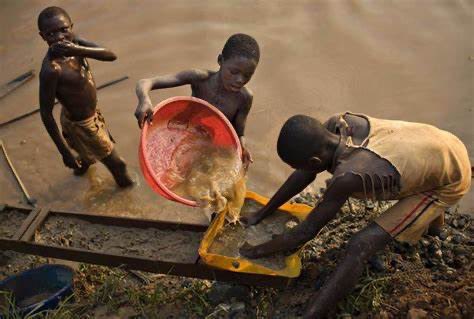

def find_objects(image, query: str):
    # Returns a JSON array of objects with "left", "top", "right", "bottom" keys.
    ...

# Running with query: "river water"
[{"left": 0, "top": 0, "right": 472, "bottom": 224}]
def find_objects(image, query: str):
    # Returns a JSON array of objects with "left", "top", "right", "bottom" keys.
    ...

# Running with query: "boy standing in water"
[
  {"left": 240, "top": 112, "right": 471, "bottom": 318},
  {"left": 38, "top": 7, "right": 133, "bottom": 187},
  {"left": 134, "top": 33, "right": 260, "bottom": 169}
]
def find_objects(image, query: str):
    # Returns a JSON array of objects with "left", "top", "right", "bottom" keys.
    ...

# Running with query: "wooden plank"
[
  {"left": 12, "top": 207, "right": 41, "bottom": 240},
  {"left": 48, "top": 209, "right": 208, "bottom": 231},
  {"left": 0, "top": 70, "right": 34, "bottom": 99},
  {"left": 0, "top": 239, "right": 292, "bottom": 287},
  {"left": 20, "top": 206, "right": 50, "bottom": 242}
]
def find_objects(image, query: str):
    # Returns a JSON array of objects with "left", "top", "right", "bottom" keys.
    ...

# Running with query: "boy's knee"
[
  {"left": 346, "top": 224, "right": 390, "bottom": 260},
  {"left": 346, "top": 232, "right": 372, "bottom": 259}
]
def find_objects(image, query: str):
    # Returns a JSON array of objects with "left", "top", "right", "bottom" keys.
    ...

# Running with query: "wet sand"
[
  {"left": 0, "top": 1, "right": 472, "bottom": 223},
  {"left": 0, "top": 208, "right": 29, "bottom": 239},
  {"left": 36, "top": 215, "right": 203, "bottom": 263},
  {"left": 209, "top": 199, "right": 299, "bottom": 270}
]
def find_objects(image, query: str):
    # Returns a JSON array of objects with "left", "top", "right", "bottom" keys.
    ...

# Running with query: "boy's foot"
[
  {"left": 115, "top": 171, "right": 134, "bottom": 188},
  {"left": 101, "top": 150, "right": 134, "bottom": 188},
  {"left": 73, "top": 162, "right": 91, "bottom": 176}
]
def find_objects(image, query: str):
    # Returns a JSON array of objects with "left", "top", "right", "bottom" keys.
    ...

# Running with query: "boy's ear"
[
  {"left": 39, "top": 31, "right": 46, "bottom": 41},
  {"left": 217, "top": 54, "right": 223, "bottom": 66}
]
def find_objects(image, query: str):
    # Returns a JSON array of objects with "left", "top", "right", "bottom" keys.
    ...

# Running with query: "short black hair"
[
  {"left": 222, "top": 33, "right": 260, "bottom": 62},
  {"left": 277, "top": 115, "right": 328, "bottom": 165},
  {"left": 38, "top": 6, "right": 71, "bottom": 31}
]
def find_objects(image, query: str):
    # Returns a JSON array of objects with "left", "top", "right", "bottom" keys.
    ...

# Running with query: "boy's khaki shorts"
[{"left": 60, "top": 109, "right": 114, "bottom": 164}]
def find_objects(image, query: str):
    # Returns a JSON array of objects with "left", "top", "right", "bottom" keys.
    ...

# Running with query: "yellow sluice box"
[{"left": 199, "top": 191, "right": 313, "bottom": 278}]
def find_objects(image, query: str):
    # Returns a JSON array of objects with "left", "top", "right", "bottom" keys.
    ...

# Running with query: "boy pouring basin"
[{"left": 139, "top": 96, "right": 243, "bottom": 210}]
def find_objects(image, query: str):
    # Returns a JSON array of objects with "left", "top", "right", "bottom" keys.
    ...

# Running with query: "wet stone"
[
  {"left": 451, "top": 233, "right": 465, "bottom": 244},
  {"left": 438, "top": 229, "right": 449, "bottom": 241}
]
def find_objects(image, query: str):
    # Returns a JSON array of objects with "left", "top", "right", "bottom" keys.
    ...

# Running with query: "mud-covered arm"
[
  {"left": 240, "top": 173, "right": 358, "bottom": 258},
  {"left": 39, "top": 65, "right": 78, "bottom": 169},
  {"left": 241, "top": 169, "right": 317, "bottom": 225},
  {"left": 234, "top": 93, "right": 253, "bottom": 167},
  {"left": 134, "top": 69, "right": 210, "bottom": 128},
  {"left": 50, "top": 37, "right": 116, "bottom": 61}
]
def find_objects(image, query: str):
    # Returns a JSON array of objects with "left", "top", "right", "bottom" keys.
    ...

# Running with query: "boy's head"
[
  {"left": 38, "top": 6, "right": 74, "bottom": 46},
  {"left": 277, "top": 115, "right": 336, "bottom": 172},
  {"left": 218, "top": 34, "right": 260, "bottom": 92}
]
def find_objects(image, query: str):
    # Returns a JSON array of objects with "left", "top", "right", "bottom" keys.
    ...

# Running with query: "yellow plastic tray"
[{"left": 199, "top": 191, "right": 313, "bottom": 278}]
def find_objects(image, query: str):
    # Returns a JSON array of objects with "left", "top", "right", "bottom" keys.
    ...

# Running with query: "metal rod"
[
  {"left": 0, "top": 76, "right": 129, "bottom": 129},
  {"left": 0, "top": 140, "right": 37, "bottom": 207},
  {"left": 0, "top": 70, "right": 35, "bottom": 99}
]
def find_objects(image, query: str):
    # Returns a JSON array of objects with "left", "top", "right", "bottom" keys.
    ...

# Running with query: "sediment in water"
[{"left": 208, "top": 199, "right": 300, "bottom": 270}]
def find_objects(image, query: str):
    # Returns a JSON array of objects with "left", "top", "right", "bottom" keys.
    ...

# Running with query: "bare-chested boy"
[
  {"left": 38, "top": 7, "right": 133, "bottom": 187},
  {"left": 240, "top": 112, "right": 471, "bottom": 318},
  {"left": 134, "top": 33, "right": 260, "bottom": 169}
]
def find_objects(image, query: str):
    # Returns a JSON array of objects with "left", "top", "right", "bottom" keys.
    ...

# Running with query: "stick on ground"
[
  {"left": 0, "top": 70, "right": 35, "bottom": 99},
  {"left": 0, "top": 140, "right": 37, "bottom": 207}
]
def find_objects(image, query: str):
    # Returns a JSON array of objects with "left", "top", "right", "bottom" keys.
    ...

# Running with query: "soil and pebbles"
[
  {"left": 0, "top": 207, "right": 29, "bottom": 239},
  {"left": 0, "top": 193, "right": 472, "bottom": 318},
  {"left": 209, "top": 199, "right": 299, "bottom": 270},
  {"left": 35, "top": 216, "right": 203, "bottom": 263}
]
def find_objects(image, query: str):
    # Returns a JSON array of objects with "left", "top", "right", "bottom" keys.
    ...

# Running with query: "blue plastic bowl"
[{"left": 0, "top": 264, "right": 74, "bottom": 317}]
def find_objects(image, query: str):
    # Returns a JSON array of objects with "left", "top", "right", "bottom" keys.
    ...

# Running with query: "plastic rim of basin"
[
  {"left": 139, "top": 96, "right": 242, "bottom": 206},
  {"left": 0, "top": 264, "right": 74, "bottom": 317}
]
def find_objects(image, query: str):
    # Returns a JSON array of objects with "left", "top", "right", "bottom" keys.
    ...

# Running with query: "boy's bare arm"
[
  {"left": 50, "top": 37, "right": 116, "bottom": 61},
  {"left": 134, "top": 69, "right": 210, "bottom": 128},
  {"left": 234, "top": 92, "right": 253, "bottom": 168},
  {"left": 39, "top": 64, "right": 79, "bottom": 169},
  {"left": 241, "top": 169, "right": 318, "bottom": 226},
  {"left": 240, "top": 173, "right": 358, "bottom": 258}
]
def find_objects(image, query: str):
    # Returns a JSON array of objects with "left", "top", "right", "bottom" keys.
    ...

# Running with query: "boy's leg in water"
[
  {"left": 304, "top": 223, "right": 392, "bottom": 319},
  {"left": 101, "top": 149, "right": 134, "bottom": 187}
]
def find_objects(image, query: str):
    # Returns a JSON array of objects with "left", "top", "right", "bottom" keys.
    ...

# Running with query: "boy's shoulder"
[
  {"left": 40, "top": 54, "right": 62, "bottom": 80},
  {"left": 187, "top": 68, "right": 213, "bottom": 81},
  {"left": 239, "top": 86, "right": 253, "bottom": 108}
]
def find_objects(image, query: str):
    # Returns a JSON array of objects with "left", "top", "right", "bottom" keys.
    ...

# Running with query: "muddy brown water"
[
  {"left": 0, "top": 208, "right": 29, "bottom": 239},
  {"left": 0, "top": 1, "right": 472, "bottom": 224},
  {"left": 208, "top": 199, "right": 299, "bottom": 270},
  {"left": 36, "top": 215, "right": 203, "bottom": 263}
]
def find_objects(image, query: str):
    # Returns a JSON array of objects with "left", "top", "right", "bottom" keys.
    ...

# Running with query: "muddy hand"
[
  {"left": 50, "top": 41, "right": 78, "bottom": 57},
  {"left": 135, "top": 101, "right": 153, "bottom": 129},
  {"left": 242, "top": 147, "right": 253, "bottom": 171},
  {"left": 62, "top": 151, "right": 81, "bottom": 169},
  {"left": 239, "top": 241, "right": 261, "bottom": 258},
  {"left": 240, "top": 209, "right": 265, "bottom": 227}
]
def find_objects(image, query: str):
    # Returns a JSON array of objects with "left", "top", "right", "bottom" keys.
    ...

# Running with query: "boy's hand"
[
  {"left": 62, "top": 151, "right": 81, "bottom": 169},
  {"left": 50, "top": 41, "right": 80, "bottom": 57},
  {"left": 239, "top": 242, "right": 261, "bottom": 259},
  {"left": 135, "top": 101, "right": 154, "bottom": 129},
  {"left": 242, "top": 147, "right": 253, "bottom": 171},
  {"left": 240, "top": 208, "right": 266, "bottom": 226}
]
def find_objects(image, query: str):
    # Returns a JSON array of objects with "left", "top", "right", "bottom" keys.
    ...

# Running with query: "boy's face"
[
  {"left": 39, "top": 14, "right": 74, "bottom": 46},
  {"left": 219, "top": 56, "right": 257, "bottom": 92}
]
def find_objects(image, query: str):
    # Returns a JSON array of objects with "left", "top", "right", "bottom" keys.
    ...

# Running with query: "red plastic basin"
[{"left": 139, "top": 96, "right": 242, "bottom": 206}]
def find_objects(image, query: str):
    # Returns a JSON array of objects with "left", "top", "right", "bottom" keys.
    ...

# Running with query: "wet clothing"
[
  {"left": 60, "top": 108, "right": 114, "bottom": 164},
  {"left": 326, "top": 112, "right": 471, "bottom": 243}
]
